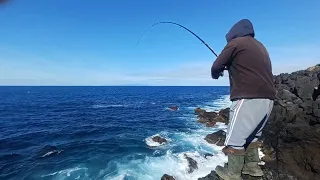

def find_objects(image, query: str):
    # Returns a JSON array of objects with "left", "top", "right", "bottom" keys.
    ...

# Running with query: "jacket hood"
[{"left": 225, "top": 19, "right": 255, "bottom": 42}]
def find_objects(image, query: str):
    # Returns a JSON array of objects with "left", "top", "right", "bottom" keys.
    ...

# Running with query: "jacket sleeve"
[{"left": 211, "top": 41, "right": 237, "bottom": 79}]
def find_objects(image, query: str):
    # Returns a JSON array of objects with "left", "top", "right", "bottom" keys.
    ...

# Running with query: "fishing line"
[{"left": 136, "top": 21, "right": 218, "bottom": 57}]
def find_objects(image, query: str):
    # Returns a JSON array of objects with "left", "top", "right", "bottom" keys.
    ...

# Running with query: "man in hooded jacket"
[{"left": 211, "top": 19, "right": 276, "bottom": 180}]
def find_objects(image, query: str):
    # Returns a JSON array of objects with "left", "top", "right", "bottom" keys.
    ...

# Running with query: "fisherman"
[{"left": 211, "top": 19, "right": 276, "bottom": 180}]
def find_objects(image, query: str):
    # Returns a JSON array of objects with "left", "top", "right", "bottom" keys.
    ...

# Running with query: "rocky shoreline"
[{"left": 160, "top": 65, "right": 320, "bottom": 180}]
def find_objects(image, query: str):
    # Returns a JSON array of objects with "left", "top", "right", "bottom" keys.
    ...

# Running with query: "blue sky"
[{"left": 0, "top": 0, "right": 319, "bottom": 86}]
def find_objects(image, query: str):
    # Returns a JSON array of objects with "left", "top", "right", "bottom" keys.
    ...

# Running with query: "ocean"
[{"left": 0, "top": 86, "right": 231, "bottom": 180}]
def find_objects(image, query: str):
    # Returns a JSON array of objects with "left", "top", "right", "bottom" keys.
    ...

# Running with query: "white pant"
[{"left": 224, "top": 99, "right": 274, "bottom": 148}]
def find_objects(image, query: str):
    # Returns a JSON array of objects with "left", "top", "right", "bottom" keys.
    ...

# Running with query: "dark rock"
[
  {"left": 204, "top": 153, "right": 213, "bottom": 159},
  {"left": 198, "top": 168, "right": 298, "bottom": 180},
  {"left": 204, "top": 130, "right": 226, "bottom": 146},
  {"left": 206, "top": 121, "right": 216, "bottom": 127},
  {"left": 313, "top": 98, "right": 320, "bottom": 118},
  {"left": 219, "top": 108, "right": 230, "bottom": 120},
  {"left": 168, "top": 106, "right": 179, "bottom": 111},
  {"left": 299, "top": 100, "right": 314, "bottom": 114},
  {"left": 312, "top": 85, "right": 320, "bottom": 101},
  {"left": 198, "top": 111, "right": 219, "bottom": 123},
  {"left": 195, "top": 107, "right": 206, "bottom": 115},
  {"left": 184, "top": 154, "right": 198, "bottom": 173},
  {"left": 199, "top": 66, "right": 320, "bottom": 180},
  {"left": 278, "top": 89, "right": 299, "bottom": 102},
  {"left": 200, "top": 66, "right": 320, "bottom": 180},
  {"left": 161, "top": 174, "right": 175, "bottom": 180},
  {"left": 152, "top": 136, "right": 167, "bottom": 144},
  {"left": 293, "top": 98, "right": 303, "bottom": 105},
  {"left": 198, "top": 170, "right": 220, "bottom": 180},
  {"left": 195, "top": 108, "right": 228, "bottom": 124},
  {"left": 295, "top": 76, "right": 315, "bottom": 100},
  {"left": 257, "top": 65, "right": 320, "bottom": 180}
]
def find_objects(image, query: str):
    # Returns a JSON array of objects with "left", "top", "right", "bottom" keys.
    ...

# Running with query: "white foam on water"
[
  {"left": 92, "top": 104, "right": 127, "bottom": 108},
  {"left": 41, "top": 150, "right": 63, "bottom": 157},
  {"left": 214, "top": 122, "right": 228, "bottom": 132},
  {"left": 107, "top": 122, "right": 230, "bottom": 180},
  {"left": 107, "top": 147, "right": 227, "bottom": 180},
  {"left": 202, "top": 95, "right": 231, "bottom": 112},
  {"left": 47, "top": 94, "right": 232, "bottom": 180},
  {"left": 165, "top": 107, "right": 180, "bottom": 111},
  {"left": 41, "top": 166, "right": 89, "bottom": 179},
  {"left": 258, "top": 148, "right": 266, "bottom": 165},
  {"left": 109, "top": 174, "right": 127, "bottom": 180}
]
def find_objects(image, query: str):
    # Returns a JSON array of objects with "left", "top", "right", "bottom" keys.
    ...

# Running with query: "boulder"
[
  {"left": 168, "top": 106, "right": 179, "bottom": 111},
  {"left": 195, "top": 108, "right": 228, "bottom": 124},
  {"left": 152, "top": 136, "right": 167, "bottom": 144},
  {"left": 204, "top": 130, "right": 226, "bottom": 146},
  {"left": 184, "top": 154, "right": 198, "bottom": 173},
  {"left": 197, "top": 111, "right": 219, "bottom": 123},
  {"left": 195, "top": 107, "right": 206, "bottom": 115},
  {"left": 206, "top": 121, "right": 216, "bottom": 127},
  {"left": 161, "top": 174, "right": 175, "bottom": 180},
  {"left": 204, "top": 153, "right": 213, "bottom": 159},
  {"left": 219, "top": 108, "right": 230, "bottom": 120}
]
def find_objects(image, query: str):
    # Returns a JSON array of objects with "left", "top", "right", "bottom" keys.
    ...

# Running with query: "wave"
[
  {"left": 107, "top": 144, "right": 227, "bottom": 180},
  {"left": 39, "top": 93, "right": 232, "bottom": 180},
  {"left": 42, "top": 150, "right": 63, "bottom": 158},
  {"left": 92, "top": 104, "right": 127, "bottom": 108},
  {"left": 41, "top": 166, "right": 88, "bottom": 179},
  {"left": 201, "top": 95, "right": 231, "bottom": 112}
]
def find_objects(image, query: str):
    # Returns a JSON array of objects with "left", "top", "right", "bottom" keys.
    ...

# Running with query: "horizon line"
[{"left": 0, "top": 85, "right": 230, "bottom": 87}]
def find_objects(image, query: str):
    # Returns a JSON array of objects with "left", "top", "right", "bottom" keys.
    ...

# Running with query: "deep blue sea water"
[{"left": 0, "top": 86, "right": 231, "bottom": 180}]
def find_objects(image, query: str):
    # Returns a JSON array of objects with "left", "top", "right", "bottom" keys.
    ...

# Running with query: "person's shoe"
[
  {"left": 242, "top": 143, "right": 263, "bottom": 177},
  {"left": 215, "top": 147, "right": 245, "bottom": 180}
]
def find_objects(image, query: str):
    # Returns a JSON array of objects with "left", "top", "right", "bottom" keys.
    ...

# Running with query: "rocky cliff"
[
  {"left": 162, "top": 65, "right": 320, "bottom": 180},
  {"left": 261, "top": 65, "right": 320, "bottom": 180}
]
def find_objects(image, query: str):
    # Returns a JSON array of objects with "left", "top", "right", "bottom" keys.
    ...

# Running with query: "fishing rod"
[{"left": 136, "top": 21, "right": 218, "bottom": 57}]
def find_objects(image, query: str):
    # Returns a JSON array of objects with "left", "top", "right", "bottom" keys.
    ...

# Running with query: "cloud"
[{"left": 0, "top": 44, "right": 319, "bottom": 86}]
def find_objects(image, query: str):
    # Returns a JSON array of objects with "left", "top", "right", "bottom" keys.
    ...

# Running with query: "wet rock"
[
  {"left": 168, "top": 106, "right": 179, "bottom": 111},
  {"left": 206, "top": 121, "right": 216, "bottom": 127},
  {"left": 152, "top": 136, "right": 167, "bottom": 144},
  {"left": 219, "top": 108, "right": 230, "bottom": 120},
  {"left": 195, "top": 108, "right": 228, "bottom": 124},
  {"left": 198, "top": 111, "right": 219, "bottom": 123},
  {"left": 195, "top": 107, "right": 206, "bottom": 115},
  {"left": 204, "top": 153, "right": 213, "bottom": 159},
  {"left": 204, "top": 130, "right": 226, "bottom": 146},
  {"left": 161, "top": 174, "right": 175, "bottom": 180},
  {"left": 184, "top": 154, "right": 198, "bottom": 173}
]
